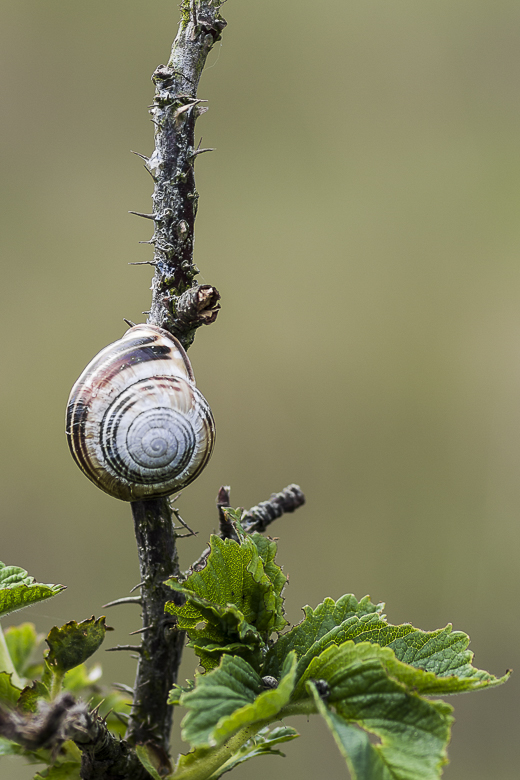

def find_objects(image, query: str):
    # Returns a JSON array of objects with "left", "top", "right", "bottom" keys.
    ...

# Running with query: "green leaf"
[
  {"left": 34, "top": 762, "right": 81, "bottom": 780},
  {"left": 135, "top": 745, "right": 163, "bottom": 780},
  {"left": 167, "top": 586, "right": 264, "bottom": 671},
  {"left": 304, "top": 650, "right": 453, "bottom": 780},
  {"left": 296, "top": 630, "right": 508, "bottom": 700},
  {"left": 248, "top": 533, "right": 287, "bottom": 629},
  {"left": 0, "top": 737, "right": 48, "bottom": 765},
  {"left": 0, "top": 736, "right": 26, "bottom": 756},
  {"left": 0, "top": 670, "right": 22, "bottom": 705},
  {"left": 265, "top": 594, "right": 508, "bottom": 695},
  {"left": 166, "top": 532, "right": 287, "bottom": 670},
  {"left": 177, "top": 652, "right": 298, "bottom": 748},
  {"left": 385, "top": 624, "right": 510, "bottom": 691},
  {"left": 168, "top": 679, "right": 195, "bottom": 706},
  {"left": 4, "top": 622, "right": 41, "bottom": 677},
  {"left": 18, "top": 680, "right": 49, "bottom": 712},
  {"left": 0, "top": 563, "right": 65, "bottom": 619},
  {"left": 309, "top": 684, "right": 393, "bottom": 780},
  {"left": 206, "top": 726, "right": 299, "bottom": 779},
  {"left": 264, "top": 594, "right": 384, "bottom": 677},
  {"left": 46, "top": 617, "right": 108, "bottom": 674}
]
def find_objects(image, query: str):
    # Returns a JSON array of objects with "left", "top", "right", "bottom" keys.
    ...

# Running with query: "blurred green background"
[{"left": 0, "top": 1, "right": 518, "bottom": 778}]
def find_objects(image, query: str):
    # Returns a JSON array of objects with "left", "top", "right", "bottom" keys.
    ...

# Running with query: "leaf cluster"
[
  {"left": 160, "top": 515, "right": 509, "bottom": 780},
  {"left": 0, "top": 563, "right": 130, "bottom": 779}
]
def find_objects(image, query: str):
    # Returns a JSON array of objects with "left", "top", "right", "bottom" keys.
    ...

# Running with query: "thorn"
[
  {"left": 130, "top": 581, "right": 144, "bottom": 593},
  {"left": 91, "top": 700, "right": 105, "bottom": 718},
  {"left": 130, "top": 654, "right": 140, "bottom": 660},
  {"left": 130, "top": 150, "right": 149, "bottom": 162},
  {"left": 128, "top": 261, "right": 157, "bottom": 266},
  {"left": 113, "top": 711, "right": 130, "bottom": 725},
  {"left": 129, "top": 210, "right": 157, "bottom": 220},
  {"left": 173, "top": 99, "right": 206, "bottom": 120},
  {"left": 189, "top": 147, "right": 215, "bottom": 161},
  {"left": 106, "top": 644, "right": 143, "bottom": 654},
  {"left": 171, "top": 506, "right": 198, "bottom": 537},
  {"left": 129, "top": 625, "right": 152, "bottom": 636},
  {"left": 113, "top": 683, "right": 134, "bottom": 696},
  {"left": 122, "top": 319, "right": 136, "bottom": 329},
  {"left": 138, "top": 239, "right": 156, "bottom": 245},
  {"left": 142, "top": 311, "right": 151, "bottom": 315},
  {"left": 103, "top": 596, "right": 142, "bottom": 608}
]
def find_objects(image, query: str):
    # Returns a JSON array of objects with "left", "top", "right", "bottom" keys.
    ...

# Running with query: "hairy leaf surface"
[
  {"left": 46, "top": 617, "right": 108, "bottom": 674},
  {"left": 206, "top": 726, "right": 299, "bottom": 778},
  {"left": 306, "top": 660, "right": 452, "bottom": 780},
  {"left": 0, "top": 563, "right": 64, "bottom": 619},
  {"left": 177, "top": 652, "right": 297, "bottom": 748}
]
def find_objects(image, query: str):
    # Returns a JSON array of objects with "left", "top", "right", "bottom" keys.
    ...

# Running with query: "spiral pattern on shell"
[{"left": 65, "top": 325, "right": 215, "bottom": 501}]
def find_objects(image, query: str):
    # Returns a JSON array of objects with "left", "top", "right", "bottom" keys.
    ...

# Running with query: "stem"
[
  {"left": 174, "top": 722, "right": 270, "bottom": 780},
  {"left": 126, "top": 498, "right": 184, "bottom": 756},
  {"left": 143, "top": 0, "right": 226, "bottom": 347},
  {"left": 0, "top": 623, "right": 22, "bottom": 689},
  {"left": 49, "top": 670, "right": 65, "bottom": 700},
  {"left": 127, "top": 0, "right": 228, "bottom": 759}
]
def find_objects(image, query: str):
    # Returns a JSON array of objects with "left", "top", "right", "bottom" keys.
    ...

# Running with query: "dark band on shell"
[{"left": 66, "top": 325, "right": 215, "bottom": 501}]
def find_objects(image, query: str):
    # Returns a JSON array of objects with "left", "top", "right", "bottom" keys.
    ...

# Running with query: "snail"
[{"left": 66, "top": 324, "right": 215, "bottom": 501}]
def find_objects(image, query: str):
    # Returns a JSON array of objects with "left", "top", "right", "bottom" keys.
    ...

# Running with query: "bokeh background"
[{"left": 0, "top": 1, "right": 518, "bottom": 778}]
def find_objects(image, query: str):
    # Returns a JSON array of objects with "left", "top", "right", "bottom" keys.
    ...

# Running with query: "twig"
[
  {"left": 126, "top": 5, "right": 228, "bottom": 758},
  {"left": 217, "top": 485, "right": 235, "bottom": 539},
  {"left": 125, "top": 498, "right": 184, "bottom": 752},
  {"left": 242, "top": 484, "right": 306, "bottom": 533},
  {"left": 190, "top": 484, "right": 306, "bottom": 571},
  {"left": 0, "top": 694, "right": 157, "bottom": 780},
  {"left": 139, "top": 3, "right": 226, "bottom": 347},
  {"left": 106, "top": 645, "right": 143, "bottom": 654},
  {"left": 102, "top": 596, "right": 142, "bottom": 608}
]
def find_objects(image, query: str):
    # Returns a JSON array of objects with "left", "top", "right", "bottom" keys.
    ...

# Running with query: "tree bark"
[{"left": 127, "top": 0, "right": 227, "bottom": 760}]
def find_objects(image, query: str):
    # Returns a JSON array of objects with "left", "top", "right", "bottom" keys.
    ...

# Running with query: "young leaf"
[
  {"left": 0, "top": 736, "right": 26, "bottom": 756},
  {"left": 264, "top": 594, "right": 384, "bottom": 677},
  {"left": 135, "top": 745, "right": 163, "bottom": 780},
  {"left": 166, "top": 533, "right": 287, "bottom": 670},
  {"left": 249, "top": 533, "right": 286, "bottom": 616},
  {"left": 206, "top": 725, "right": 299, "bottom": 779},
  {"left": 166, "top": 587, "right": 264, "bottom": 671},
  {"left": 303, "top": 649, "right": 453, "bottom": 780},
  {"left": 46, "top": 617, "right": 109, "bottom": 674},
  {"left": 170, "top": 534, "right": 285, "bottom": 633},
  {"left": 177, "top": 652, "right": 298, "bottom": 748},
  {"left": 18, "top": 680, "right": 49, "bottom": 712},
  {"left": 34, "top": 762, "right": 81, "bottom": 780},
  {"left": 0, "top": 563, "right": 64, "bottom": 619},
  {"left": 0, "top": 671, "right": 22, "bottom": 705},
  {"left": 4, "top": 623, "right": 41, "bottom": 677}
]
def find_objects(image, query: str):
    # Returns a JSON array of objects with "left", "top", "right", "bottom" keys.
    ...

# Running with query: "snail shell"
[{"left": 66, "top": 324, "right": 215, "bottom": 501}]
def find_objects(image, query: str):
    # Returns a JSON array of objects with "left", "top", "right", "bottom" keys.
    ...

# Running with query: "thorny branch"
[
  {"left": 191, "top": 484, "right": 306, "bottom": 571},
  {"left": 0, "top": 694, "right": 156, "bottom": 780},
  {"left": 126, "top": 0, "right": 227, "bottom": 765},
  {"left": 134, "top": 1, "right": 226, "bottom": 349},
  {"left": 122, "top": 0, "right": 305, "bottom": 772}
]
